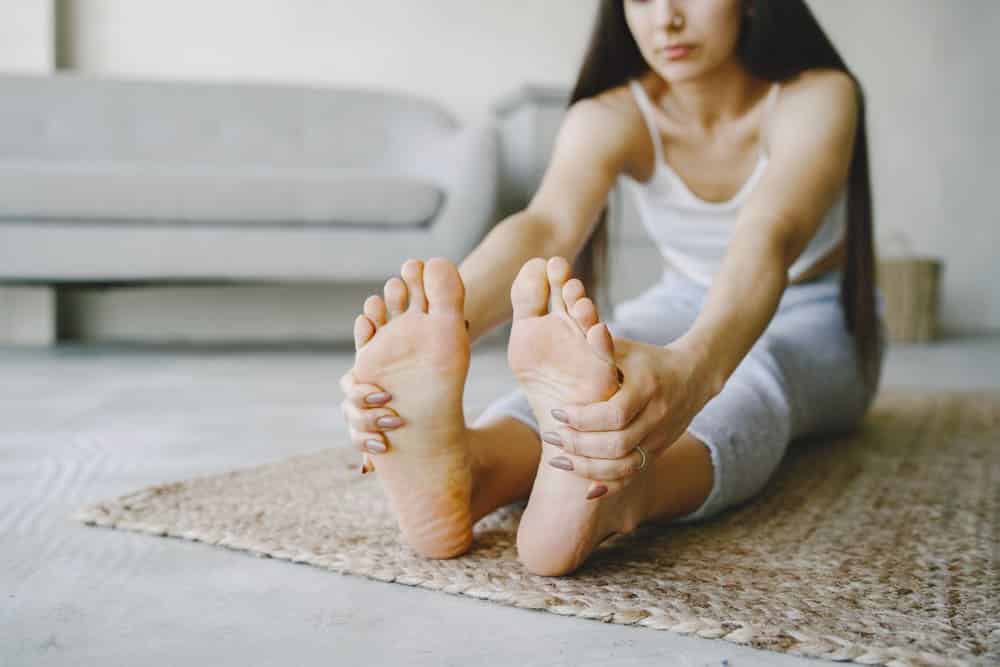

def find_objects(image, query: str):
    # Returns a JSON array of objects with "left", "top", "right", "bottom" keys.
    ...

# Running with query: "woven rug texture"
[{"left": 74, "top": 387, "right": 1000, "bottom": 666}]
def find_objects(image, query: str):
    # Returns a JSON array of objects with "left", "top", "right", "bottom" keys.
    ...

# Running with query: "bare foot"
[
  {"left": 508, "top": 257, "right": 645, "bottom": 576},
  {"left": 352, "top": 258, "right": 474, "bottom": 559}
]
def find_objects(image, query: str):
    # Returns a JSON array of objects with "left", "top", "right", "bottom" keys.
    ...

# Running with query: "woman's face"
[{"left": 624, "top": 0, "right": 746, "bottom": 82}]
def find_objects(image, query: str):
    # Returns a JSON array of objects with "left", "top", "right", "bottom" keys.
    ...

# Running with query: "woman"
[{"left": 338, "top": 0, "right": 887, "bottom": 576}]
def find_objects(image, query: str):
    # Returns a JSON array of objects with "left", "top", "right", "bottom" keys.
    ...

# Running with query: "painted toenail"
[
  {"left": 364, "top": 439, "right": 387, "bottom": 454},
  {"left": 365, "top": 392, "right": 392, "bottom": 405},
  {"left": 551, "top": 409, "right": 569, "bottom": 424},
  {"left": 376, "top": 416, "right": 403, "bottom": 429},
  {"left": 541, "top": 431, "right": 563, "bottom": 447},
  {"left": 586, "top": 484, "right": 608, "bottom": 500},
  {"left": 548, "top": 455, "right": 573, "bottom": 471}
]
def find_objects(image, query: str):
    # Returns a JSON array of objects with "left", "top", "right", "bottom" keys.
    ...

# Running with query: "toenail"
[
  {"left": 541, "top": 431, "right": 563, "bottom": 447},
  {"left": 551, "top": 409, "right": 569, "bottom": 424},
  {"left": 365, "top": 392, "right": 392, "bottom": 405},
  {"left": 617, "top": 366, "right": 625, "bottom": 383},
  {"left": 376, "top": 416, "right": 403, "bottom": 429},
  {"left": 364, "top": 439, "right": 387, "bottom": 454},
  {"left": 548, "top": 455, "right": 573, "bottom": 471},
  {"left": 586, "top": 484, "right": 608, "bottom": 500}
]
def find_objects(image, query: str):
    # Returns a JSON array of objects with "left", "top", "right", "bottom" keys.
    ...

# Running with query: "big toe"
[
  {"left": 424, "top": 257, "right": 466, "bottom": 316},
  {"left": 511, "top": 258, "right": 550, "bottom": 320}
]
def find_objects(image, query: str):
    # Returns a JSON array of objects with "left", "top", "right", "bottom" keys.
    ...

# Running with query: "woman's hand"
[
  {"left": 544, "top": 336, "right": 721, "bottom": 498},
  {"left": 338, "top": 369, "right": 406, "bottom": 474}
]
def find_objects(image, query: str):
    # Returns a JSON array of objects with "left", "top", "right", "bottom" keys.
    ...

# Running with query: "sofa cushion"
[
  {"left": 0, "top": 161, "right": 444, "bottom": 227},
  {"left": 0, "top": 74, "right": 459, "bottom": 170}
]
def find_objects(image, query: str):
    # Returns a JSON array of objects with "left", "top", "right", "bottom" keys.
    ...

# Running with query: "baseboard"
[
  {"left": 0, "top": 285, "right": 56, "bottom": 345},
  {"left": 55, "top": 282, "right": 511, "bottom": 346}
]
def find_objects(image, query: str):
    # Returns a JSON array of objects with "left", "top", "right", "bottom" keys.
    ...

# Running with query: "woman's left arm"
[{"left": 549, "top": 70, "right": 860, "bottom": 497}]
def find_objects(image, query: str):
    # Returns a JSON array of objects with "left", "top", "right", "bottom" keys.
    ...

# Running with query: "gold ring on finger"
[{"left": 636, "top": 444, "right": 647, "bottom": 471}]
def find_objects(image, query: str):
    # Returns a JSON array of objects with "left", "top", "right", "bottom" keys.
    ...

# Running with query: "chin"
[{"left": 652, "top": 62, "right": 708, "bottom": 83}]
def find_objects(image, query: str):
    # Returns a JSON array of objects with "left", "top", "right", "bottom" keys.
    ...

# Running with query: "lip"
[{"left": 659, "top": 44, "right": 695, "bottom": 59}]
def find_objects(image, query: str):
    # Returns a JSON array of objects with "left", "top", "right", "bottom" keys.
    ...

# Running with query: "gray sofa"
[{"left": 0, "top": 73, "right": 499, "bottom": 284}]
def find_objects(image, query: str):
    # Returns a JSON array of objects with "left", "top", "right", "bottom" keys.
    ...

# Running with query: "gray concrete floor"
[{"left": 2, "top": 334, "right": 998, "bottom": 666}]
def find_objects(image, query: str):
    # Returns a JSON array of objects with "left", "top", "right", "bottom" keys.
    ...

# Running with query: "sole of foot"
[
  {"left": 352, "top": 257, "right": 475, "bottom": 559},
  {"left": 508, "top": 257, "right": 645, "bottom": 576}
]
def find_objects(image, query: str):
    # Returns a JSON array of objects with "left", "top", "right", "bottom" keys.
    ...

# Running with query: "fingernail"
[
  {"left": 364, "top": 439, "right": 387, "bottom": 454},
  {"left": 541, "top": 431, "right": 563, "bottom": 447},
  {"left": 586, "top": 484, "right": 608, "bottom": 500},
  {"left": 375, "top": 416, "right": 403, "bottom": 429},
  {"left": 551, "top": 409, "right": 569, "bottom": 424},
  {"left": 365, "top": 392, "right": 391, "bottom": 405},
  {"left": 548, "top": 455, "right": 574, "bottom": 471}
]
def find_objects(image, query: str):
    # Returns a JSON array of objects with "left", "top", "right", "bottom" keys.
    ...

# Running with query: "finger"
[
  {"left": 344, "top": 404, "right": 405, "bottom": 432},
  {"left": 545, "top": 445, "right": 646, "bottom": 482},
  {"left": 584, "top": 475, "right": 634, "bottom": 501},
  {"left": 554, "top": 383, "right": 649, "bottom": 432},
  {"left": 340, "top": 375, "right": 393, "bottom": 408},
  {"left": 338, "top": 370, "right": 356, "bottom": 394},
  {"left": 544, "top": 399, "right": 661, "bottom": 459},
  {"left": 350, "top": 429, "right": 389, "bottom": 455}
]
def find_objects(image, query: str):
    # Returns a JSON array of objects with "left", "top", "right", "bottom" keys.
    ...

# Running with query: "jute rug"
[{"left": 73, "top": 387, "right": 999, "bottom": 666}]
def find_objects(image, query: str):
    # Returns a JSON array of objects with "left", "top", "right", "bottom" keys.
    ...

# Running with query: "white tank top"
[{"left": 617, "top": 78, "right": 847, "bottom": 286}]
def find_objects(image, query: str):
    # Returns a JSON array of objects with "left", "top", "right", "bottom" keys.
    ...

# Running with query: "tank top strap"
[
  {"left": 761, "top": 81, "right": 782, "bottom": 156},
  {"left": 628, "top": 79, "right": 665, "bottom": 167}
]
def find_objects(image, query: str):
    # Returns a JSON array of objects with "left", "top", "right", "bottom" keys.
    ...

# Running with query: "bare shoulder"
[
  {"left": 776, "top": 68, "right": 858, "bottom": 115},
  {"left": 556, "top": 83, "right": 644, "bottom": 174},
  {"left": 766, "top": 69, "right": 858, "bottom": 150}
]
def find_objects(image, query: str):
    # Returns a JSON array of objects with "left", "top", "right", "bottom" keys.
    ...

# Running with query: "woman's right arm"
[
  {"left": 459, "top": 97, "right": 635, "bottom": 344},
  {"left": 341, "top": 96, "right": 634, "bottom": 455}
]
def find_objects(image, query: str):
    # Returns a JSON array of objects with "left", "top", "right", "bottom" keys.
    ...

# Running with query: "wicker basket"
[{"left": 875, "top": 230, "right": 943, "bottom": 342}]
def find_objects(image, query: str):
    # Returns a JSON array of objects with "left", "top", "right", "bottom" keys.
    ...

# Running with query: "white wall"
[
  {"left": 0, "top": 0, "right": 53, "bottom": 72},
  {"left": 806, "top": 0, "right": 999, "bottom": 333},
  {"left": 46, "top": 0, "right": 1000, "bottom": 334},
  {"left": 62, "top": 0, "right": 599, "bottom": 124}
]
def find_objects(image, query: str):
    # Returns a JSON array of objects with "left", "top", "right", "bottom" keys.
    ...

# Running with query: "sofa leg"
[{"left": 0, "top": 286, "right": 56, "bottom": 346}]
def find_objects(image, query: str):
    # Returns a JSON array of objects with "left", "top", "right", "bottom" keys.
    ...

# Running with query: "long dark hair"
[{"left": 568, "top": 0, "right": 882, "bottom": 393}]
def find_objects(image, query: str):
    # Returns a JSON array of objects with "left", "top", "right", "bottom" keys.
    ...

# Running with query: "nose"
[{"left": 653, "top": 0, "right": 682, "bottom": 31}]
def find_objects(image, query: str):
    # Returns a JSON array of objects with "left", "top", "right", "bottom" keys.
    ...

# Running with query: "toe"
[
  {"left": 353, "top": 315, "right": 376, "bottom": 351},
  {"left": 546, "top": 257, "right": 572, "bottom": 312},
  {"left": 562, "top": 278, "right": 585, "bottom": 308},
  {"left": 586, "top": 322, "right": 616, "bottom": 365},
  {"left": 511, "top": 257, "right": 550, "bottom": 320},
  {"left": 364, "top": 295, "right": 388, "bottom": 328},
  {"left": 424, "top": 257, "right": 465, "bottom": 316},
  {"left": 571, "top": 297, "right": 599, "bottom": 331},
  {"left": 384, "top": 276, "right": 408, "bottom": 316},
  {"left": 401, "top": 259, "right": 428, "bottom": 312}
]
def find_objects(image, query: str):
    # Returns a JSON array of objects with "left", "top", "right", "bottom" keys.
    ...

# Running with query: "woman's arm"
[
  {"left": 538, "top": 70, "right": 861, "bottom": 497},
  {"left": 674, "top": 69, "right": 860, "bottom": 391},
  {"left": 460, "top": 97, "right": 634, "bottom": 344}
]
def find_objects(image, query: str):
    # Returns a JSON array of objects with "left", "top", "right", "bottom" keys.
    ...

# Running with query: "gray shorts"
[{"left": 476, "top": 267, "right": 888, "bottom": 524}]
